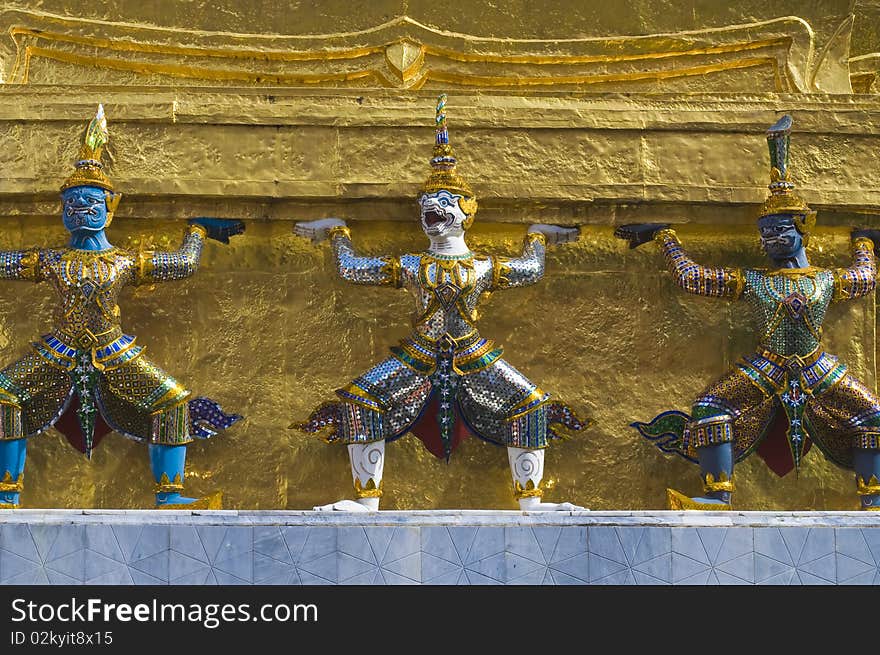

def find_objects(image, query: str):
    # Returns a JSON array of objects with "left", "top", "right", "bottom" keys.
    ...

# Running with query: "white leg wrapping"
[
  {"left": 349, "top": 440, "right": 385, "bottom": 510},
  {"left": 508, "top": 447, "right": 544, "bottom": 497},
  {"left": 507, "top": 446, "right": 587, "bottom": 512},
  {"left": 313, "top": 440, "right": 386, "bottom": 512}
]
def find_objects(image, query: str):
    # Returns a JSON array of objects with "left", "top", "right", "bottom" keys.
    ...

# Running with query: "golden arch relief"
[{"left": 0, "top": 9, "right": 857, "bottom": 93}]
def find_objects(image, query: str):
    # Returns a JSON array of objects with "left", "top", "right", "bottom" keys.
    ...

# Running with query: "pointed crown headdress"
[
  {"left": 422, "top": 94, "right": 478, "bottom": 223},
  {"left": 61, "top": 104, "right": 114, "bottom": 193},
  {"left": 758, "top": 114, "right": 816, "bottom": 241}
]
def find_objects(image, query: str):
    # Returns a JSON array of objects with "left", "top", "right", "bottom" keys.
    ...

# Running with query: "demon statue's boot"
[
  {"left": 0, "top": 439, "right": 27, "bottom": 508},
  {"left": 666, "top": 442, "right": 734, "bottom": 510},
  {"left": 854, "top": 449, "right": 880, "bottom": 510},
  {"left": 618, "top": 114, "right": 880, "bottom": 510},
  {"left": 0, "top": 105, "right": 243, "bottom": 509},
  {"left": 295, "top": 94, "right": 590, "bottom": 511},
  {"left": 150, "top": 443, "right": 222, "bottom": 509},
  {"left": 322, "top": 441, "right": 386, "bottom": 513}
]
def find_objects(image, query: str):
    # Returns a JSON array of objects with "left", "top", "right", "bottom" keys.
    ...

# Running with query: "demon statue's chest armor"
[
  {"left": 410, "top": 254, "right": 485, "bottom": 338},
  {"left": 42, "top": 248, "right": 137, "bottom": 349},
  {"left": 743, "top": 268, "right": 834, "bottom": 357},
  {"left": 388, "top": 253, "right": 505, "bottom": 379}
]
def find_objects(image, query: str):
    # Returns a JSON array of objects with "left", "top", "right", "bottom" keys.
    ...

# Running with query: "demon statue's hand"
[
  {"left": 527, "top": 224, "right": 580, "bottom": 246},
  {"left": 188, "top": 218, "right": 246, "bottom": 244},
  {"left": 613, "top": 223, "right": 671, "bottom": 249},
  {"left": 852, "top": 228, "right": 880, "bottom": 248},
  {"left": 294, "top": 218, "right": 348, "bottom": 244}
]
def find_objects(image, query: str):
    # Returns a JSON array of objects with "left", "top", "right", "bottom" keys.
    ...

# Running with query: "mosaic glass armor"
[
  {"left": 0, "top": 105, "right": 243, "bottom": 509},
  {"left": 624, "top": 115, "right": 880, "bottom": 510},
  {"left": 0, "top": 231, "right": 215, "bottom": 450},
  {"left": 298, "top": 94, "right": 587, "bottom": 510},
  {"left": 314, "top": 227, "right": 579, "bottom": 456}
]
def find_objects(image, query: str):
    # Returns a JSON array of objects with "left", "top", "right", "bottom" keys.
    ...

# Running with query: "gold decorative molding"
[
  {"left": 702, "top": 471, "right": 735, "bottom": 494},
  {"left": 0, "top": 471, "right": 23, "bottom": 493},
  {"left": 0, "top": 9, "right": 849, "bottom": 92},
  {"left": 354, "top": 478, "right": 383, "bottom": 498},
  {"left": 850, "top": 53, "right": 880, "bottom": 93},
  {"left": 6, "top": 89, "right": 880, "bottom": 216},
  {"left": 809, "top": 14, "right": 855, "bottom": 93},
  {"left": 514, "top": 479, "right": 543, "bottom": 499}
]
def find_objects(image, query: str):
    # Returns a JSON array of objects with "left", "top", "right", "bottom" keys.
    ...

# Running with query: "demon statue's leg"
[
  {"left": 0, "top": 438, "right": 26, "bottom": 508},
  {"left": 854, "top": 448, "right": 880, "bottom": 510},
  {"left": 508, "top": 447, "right": 584, "bottom": 511},
  {"left": 149, "top": 443, "right": 222, "bottom": 509},
  {"left": 696, "top": 441, "right": 734, "bottom": 505},
  {"left": 314, "top": 440, "right": 385, "bottom": 512},
  {"left": 667, "top": 441, "right": 735, "bottom": 511}
]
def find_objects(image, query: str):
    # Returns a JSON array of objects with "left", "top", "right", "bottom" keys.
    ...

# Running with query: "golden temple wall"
[{"left": 2, "top": 1, "right": 880, "bottom": 510}]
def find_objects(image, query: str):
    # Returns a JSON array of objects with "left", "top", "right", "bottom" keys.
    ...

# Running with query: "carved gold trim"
[
  {"left": 525, "top": 232, "right": 546, "bottom": 247},
  {"left": 702, "top": 471, "right": 735, "bottom": 494},
  {"left": 667, "top": 488, "right": 731, "bottom": 511},
  {"left": 354, "top": 478, "right": 383, "bottom": 498},
  {"left": 514, "top": 479, "right": 543, "bottom": 500},
  {"left": 426, "top": 57, "right": 778, "bottom": 89},
  {"left": 730, "top": 268, "right": 745, "bottom": 299},
  {"left": 491, "top": 256, "right": 512, "bottom": 289},
  {"left": 14, "top": 44, "right": 377, "bottom": 86},
  {"left": 3, "top": 13, "right": 820, "bottom": 91},
  {"left": 852, "top": 236, "right": 875, "bottom": 252},
  {"left": 155, "top": 472, "right": 185, "bottom": 494},
  {"left": 380, "top": 256, "right": 401, "bottom": 288},
  {"left": 18, "top": 249, "right": 40, "bottom": 281},
  {"left": 94, "top": 337, "right": 140, "bottom": 366},
  {"left": 188, "top": 224, "right": 208, "bottom": 240},
  {"left": 149, "top": 385, "right": 190, "bottom": 414},
  {"left": 654, "top": 228, "right": 679, "bottom": 244},
  {"left": 857, "top": 475, "right": 880, "bottom": 496},
  {"left": 0, "top": 471, "right": 23, "bottom": 493},
  {"left": 0, "top": 387, "right": 21, "bottom": 409},
  {"left": 336, "top": 381, "right": 386, "bottom": 413},
  {"left": 135, "top": 248, "right": 156, "bottom": 283},
  {"left": 507, "top": 388, "right": 548, "bottom": 421},
  {"left": 327, "top": 226, "right": 352, "bottom": 241}
]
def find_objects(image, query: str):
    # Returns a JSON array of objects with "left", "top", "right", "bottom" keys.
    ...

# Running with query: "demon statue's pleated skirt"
[
  {"left": 633, "top": 349, "right": 880, "bottom": 476},
  {"left": 0, "top": 333, "right": 240, "bottom": 456},
  {"left": 301, "top": 347, "right": 587, "bottom": 460}
]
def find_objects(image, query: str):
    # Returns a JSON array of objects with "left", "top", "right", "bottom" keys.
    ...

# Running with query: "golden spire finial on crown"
[
  {"left": 758, "top": 114, "right": 816, "bottom": 242},
  {"left": 61, "top": 104, "right": 114, "bottom": 192},
  {"left": 422, "top": 95, "right": 477, "bottom": 218}
]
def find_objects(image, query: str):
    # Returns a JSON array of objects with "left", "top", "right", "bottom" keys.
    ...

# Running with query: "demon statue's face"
[
  {"left": 61, "top": 185, "right": 112, "bottom": 233},
  {"left": 419, "top": 190, "right": 469, "bottom": 239},
  {"left": 758, "top": 213, "right": 805, "bottom": 261}
]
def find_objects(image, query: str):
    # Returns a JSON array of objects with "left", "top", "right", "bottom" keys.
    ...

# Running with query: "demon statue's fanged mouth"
[{"left": 419, "top": 190, "right": 467, "bottom": 236}]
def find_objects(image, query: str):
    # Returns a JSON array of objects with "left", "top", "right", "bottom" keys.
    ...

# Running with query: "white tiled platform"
[{"left": 1, "top": 510, "right": 879, "bottom": 584}]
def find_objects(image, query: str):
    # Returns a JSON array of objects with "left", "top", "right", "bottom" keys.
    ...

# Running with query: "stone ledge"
[
  {"left": 0, "top": 511, "right": 878, "bottom": 584},
  {"left": 2, "top": 509, "right": 880, "bottom": 527}
]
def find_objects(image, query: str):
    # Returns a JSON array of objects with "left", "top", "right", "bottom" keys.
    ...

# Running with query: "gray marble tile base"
[{"left": 1, "top": 510, "right": 879, "bottom": 585}]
